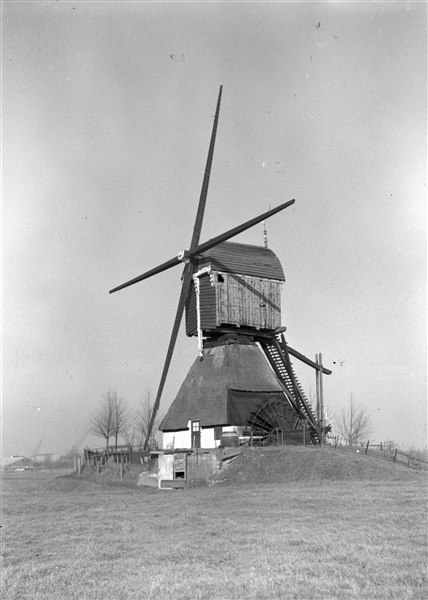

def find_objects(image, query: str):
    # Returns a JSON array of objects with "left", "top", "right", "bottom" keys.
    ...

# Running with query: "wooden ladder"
[{"left": 260, "top": 333, "right": 320, "bottom": 445}]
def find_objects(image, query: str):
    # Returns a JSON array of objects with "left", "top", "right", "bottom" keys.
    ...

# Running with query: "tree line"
[
  {"left": 88, "top": 388, "right": 162, "bottom": 451},
  {"left": 88, "top": 389, "right": 411, "bottom": 454}
]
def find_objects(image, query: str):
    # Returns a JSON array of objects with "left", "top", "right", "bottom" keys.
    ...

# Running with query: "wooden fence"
[
  {"left": 82, "top": 445, "right": 154, "bottom": 467},
  {"left": 83, "top": 445, "right": 131, "bottom": 466},
  {"left": 327, "top": 437, "right": 428, "bottom": 471},
  {"left": 239, "top": 427, "right": 313, "bottom": 447}
]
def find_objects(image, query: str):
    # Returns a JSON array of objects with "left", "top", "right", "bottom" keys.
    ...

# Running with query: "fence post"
[
  {"left": 315, "top": 353, "right": 320, "bottom": 425},
  {"left": 380, "top": 442, "right": 383, "bottom": 452},
  {"left": 335, "top": 436, "right": 338, "bottom": 449},
  {"left": 394, "top": 448, "right": 398, "bottom": 462},
  {"left": 408, "top": 454, "right": 411, "bottom": 467},
  {"left": 319, "top": 353, "right": 324, "bottom": 447},
  {"left": 365, "top": 440, "right": 370, "bottom": 455}
]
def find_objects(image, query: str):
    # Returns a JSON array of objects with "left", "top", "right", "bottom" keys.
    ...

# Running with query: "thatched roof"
[{"left": 160, "top": 339, "right": 284, "bottom": 431}]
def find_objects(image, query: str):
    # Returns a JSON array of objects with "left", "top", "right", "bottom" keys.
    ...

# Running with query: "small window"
[{"left": 217, "top": 274, "right": 224, "bottom": 283}]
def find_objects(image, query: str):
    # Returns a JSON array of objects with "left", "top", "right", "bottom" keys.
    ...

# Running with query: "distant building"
[
  {"left": 33, "top": 453, "right": 61, "bottom": 463},
  {"left": 1, "top": 456, "right": 36, "bottom": 471}
]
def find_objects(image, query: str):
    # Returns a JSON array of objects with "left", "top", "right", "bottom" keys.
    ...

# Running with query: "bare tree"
[
  {"left": 89, "top": 390, "right": 128, "bottom": 449},
  {"left": 134, "top": 387, "right": 163, "bottom": 450},
  {"left": 65, "top": 445, "right": 81, "bottom": 459},
  {"left": 335, "top": 394, "right": 372, "bottom": 446},
  {"left": 382, "top": 439, "right": 398, "bottom": 453},
  {"left": 123, "top": 426, "right": 137, "bottom": 448},
  {"left": 111, "top": 392, "right": 131, "bottom": 450},
  {"left": 406, "top": 445, "right": 428, "bottom": 461}
]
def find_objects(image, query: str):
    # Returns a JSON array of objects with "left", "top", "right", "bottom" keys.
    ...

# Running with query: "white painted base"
[{"left": 162, "top": 423, "right": 236, "bottom": 450}]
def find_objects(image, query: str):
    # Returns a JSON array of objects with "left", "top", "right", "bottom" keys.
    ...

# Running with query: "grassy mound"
[
  {"left": 212, "top": 445, "right": 425, "bottom": 486},
  {"left": 50, "top": 445, "right": 425, "bottom": 490}
]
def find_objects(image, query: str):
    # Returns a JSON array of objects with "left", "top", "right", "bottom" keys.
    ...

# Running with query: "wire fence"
[{"left": 326, "top": 436, "right": 428, "bottom": 471}]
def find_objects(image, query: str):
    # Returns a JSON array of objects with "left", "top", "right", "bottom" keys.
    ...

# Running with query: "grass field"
[{"left": 2, "top": 452, "right": 427, "bottom": 600}]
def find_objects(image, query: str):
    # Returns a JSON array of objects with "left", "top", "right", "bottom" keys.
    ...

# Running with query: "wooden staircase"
[{"left": 259, "top": 333, "right": 320, "bottom": 445}]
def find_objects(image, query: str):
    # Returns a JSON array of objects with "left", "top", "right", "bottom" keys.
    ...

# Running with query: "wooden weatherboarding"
[{"left": 110, "top": 86, "right": 331, "bottom": 449}]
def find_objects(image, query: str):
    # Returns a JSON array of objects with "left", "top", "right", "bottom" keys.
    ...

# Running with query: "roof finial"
[
  {"left": 263, "top": 203, "right": 271, "bottom": 248},
  {"left": 263, "top": 221, "right": 268, "bottom": 248}
]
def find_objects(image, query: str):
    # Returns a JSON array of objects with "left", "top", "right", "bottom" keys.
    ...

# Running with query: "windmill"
[{"left": 110, "top": 86, "right": 331, "bottom": 449}]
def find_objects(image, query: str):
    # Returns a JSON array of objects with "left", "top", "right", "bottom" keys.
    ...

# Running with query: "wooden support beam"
[
  {"left": 315, "top": 353, "right": 320, "bottom": 424},
  {"left": 319, "top": 352, "right": 324, "bottom": 445},
  {"left": 287, "top": 345, "right": 332, "bottom": 375}
]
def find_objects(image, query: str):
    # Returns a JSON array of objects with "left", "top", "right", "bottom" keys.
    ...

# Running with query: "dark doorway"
[{"left": 191, "top": 420, "right": 201, "bottom": 448}]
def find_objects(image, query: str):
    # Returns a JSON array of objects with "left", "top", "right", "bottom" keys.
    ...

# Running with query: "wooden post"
[
  {"left": 77, "top": 457, "right": 81, "bottom": 474},
  {"left": 319, "top": 353, "right": 324, "bottom": 446},
  {"left": 73, "top": 457, "right": 77, "bottom": 472},
  {"left": 120, "top": 463, "right": 123, "bottom": 481},
  {"left": 315, "top": 353, "right": 320, "bottom": 425},
  {"left": 380, "top": 442, "right": 383, "bottom": 452},
  {"left": 394, "top": 448, "right": 398, "bottom": 462},
  {"left": 365, "top": 440, "right": 370, "bottom": 455}
]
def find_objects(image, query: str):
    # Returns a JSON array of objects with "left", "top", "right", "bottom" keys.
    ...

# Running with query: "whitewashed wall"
[{"left": 162, "top": 423, "right": 236, "bottom": 450}]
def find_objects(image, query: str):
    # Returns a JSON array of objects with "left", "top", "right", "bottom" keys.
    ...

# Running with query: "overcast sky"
[{"left": 3, "top": 1, "right": 426, "bottom": 457}]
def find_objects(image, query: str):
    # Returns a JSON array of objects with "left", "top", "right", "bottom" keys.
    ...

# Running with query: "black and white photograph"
[{"left": 2, "top": 1, "right": 427, "bottom": 598}]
